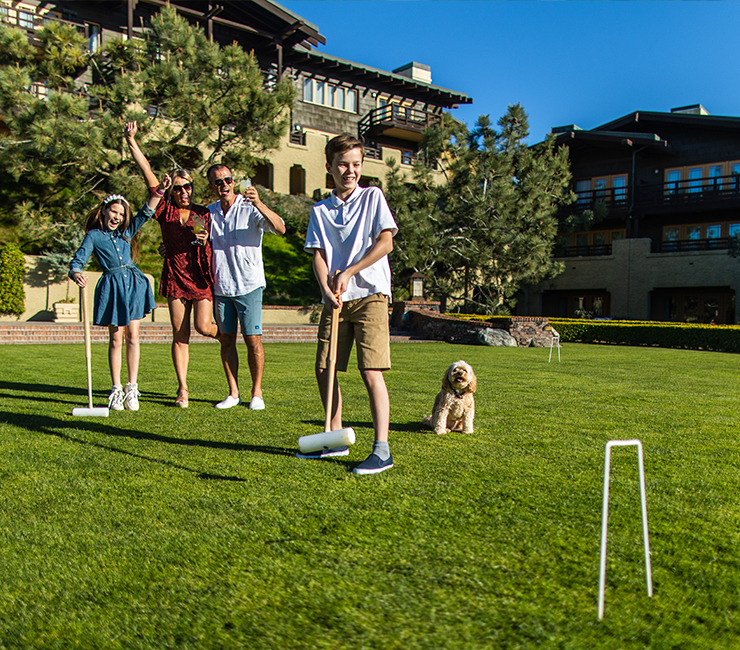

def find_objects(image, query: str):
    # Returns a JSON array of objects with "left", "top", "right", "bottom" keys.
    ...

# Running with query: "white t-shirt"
[
  {"left": 208, "top": 194, "right": 283, "bottom": 297},
  {"left": 304, "top": 185, "right": 398, "bottom": 302}
]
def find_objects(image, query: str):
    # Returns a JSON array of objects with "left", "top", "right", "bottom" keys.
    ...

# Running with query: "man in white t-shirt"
[
  {"left": 207, "top": 164, "right": 286, "bottom": 410},
  {"left": 300, "top": 133, "right": 398, "bottom": 475}
]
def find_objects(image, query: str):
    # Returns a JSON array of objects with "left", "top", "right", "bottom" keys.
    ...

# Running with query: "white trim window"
[{"left": 303, "top": 77, "right": 357, "bottom": 113}]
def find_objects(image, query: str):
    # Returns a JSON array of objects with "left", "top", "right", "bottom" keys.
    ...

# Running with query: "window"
[
  {"left": 613, "top": 176, "right": 627, "bottom": 204},
  {"left": 401, "top": 150, "right": 414, "bottom": 166},
  {"left": 558, "top": 230, "right": 625, "bottom": 254},
  {"left": 575, "top": 179, "right": 591, "bottom": 205},
  {"left": 302, "top": 78, "right": 312, "bottom": 102},
  {"left": 302, "top": 77, "right": 357, "bottom": 113},
  {"left": 688, "top": 167, "right": 703, "bottom": 194},
  {"left": 665, "top": 169, "right": 681, "bottom": 195},
  {"left": 666, "top": 160, "right": 740, "bottom": 194},
  {"left": 574, "top": 175, "right": 628, "bottom": 206},
  {"left": 709, "top": 165, "right": 723, "bottom": 190},
  {"left": 663, "top": 226, "right": 681, "bottom": 241},
  {"left": 663, "top": 222, "right": 739, "bottom": 244},
  {"left": 86, "top": 22, "right": 100, "bottom": 53},
  {"left": 18, "top": 10, "right": 33, "bottom": 29}
]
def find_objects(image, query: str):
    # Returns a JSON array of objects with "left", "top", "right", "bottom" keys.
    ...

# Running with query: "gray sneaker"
[
  {"left": 108, "top": 386, "right": 125, "bottom": 411},
  {"left": 124, "top": 383, "right": 140, "bottom": 411},
  {"left": 353, "top": 453, "right": 394, "bottom": 475}
]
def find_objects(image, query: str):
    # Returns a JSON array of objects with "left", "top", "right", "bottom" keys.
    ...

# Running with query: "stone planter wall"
[
  {"left": 53, "top": 302, "right": 80, "bottom": 323},
  {"left": 401, "top": 309, "right": 555, "bottom": 347}
]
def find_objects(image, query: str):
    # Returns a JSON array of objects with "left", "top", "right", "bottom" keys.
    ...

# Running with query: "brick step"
[
  {"left": 0, "top": 323, "right": 433, "bottom": 345},
  {"left": 0, "top": 323, "right": 319, "bottom": 345}
]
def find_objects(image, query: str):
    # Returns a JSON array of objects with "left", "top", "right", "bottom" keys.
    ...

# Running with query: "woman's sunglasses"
[{"left": 172, "top": 183, "right": 193, "bottom": 193}]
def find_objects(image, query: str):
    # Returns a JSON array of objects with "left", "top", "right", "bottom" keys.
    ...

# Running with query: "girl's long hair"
[{"left": 83, "top": 195, "right": 142, "bottom": 263}]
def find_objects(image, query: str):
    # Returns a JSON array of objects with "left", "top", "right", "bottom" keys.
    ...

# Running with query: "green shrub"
[
  {"left": 550, "top": 318, "right": 740, "bottom": 353},
  {"left": 441, "top": 313, "right": 740, "bottom": 353},
  {"left": 0, "top": 243, "right": 25, "bottom": 316}
]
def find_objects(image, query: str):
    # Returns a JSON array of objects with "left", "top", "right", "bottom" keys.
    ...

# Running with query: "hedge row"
[
  {"left": 549, "top": 318, "right": 740, "bottom": 353},
  {"left": 0, "top": 243, "right": 25, "bottom": 317}
]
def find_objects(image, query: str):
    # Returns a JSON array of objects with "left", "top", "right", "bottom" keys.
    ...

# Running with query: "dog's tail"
[{"left": 421, "top": 414, "right": 433, "bottom": 429}]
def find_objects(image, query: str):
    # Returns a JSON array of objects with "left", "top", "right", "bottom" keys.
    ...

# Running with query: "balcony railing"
[
  {"left": 554, "top": 243, "right": 613, "bottom": 257},
  {"left": 636, "top": 173, "right": 740, "bottom": 211},
  {"left": 573, "top": 187, "right": 630, "bottom": 212},
  {"left": 358, "top": 105, "right": 441, "bottom": 141},
  {"left": 651, "top": 237, "right": 731, "bottom": 253}
]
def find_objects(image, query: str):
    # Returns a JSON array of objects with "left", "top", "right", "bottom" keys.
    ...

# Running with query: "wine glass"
[
  {"left": 191, "top": 214, "right": 206, "bottom": 246},
  {"left": 240, "top": 177, "right": 252, "bottom": 197}
]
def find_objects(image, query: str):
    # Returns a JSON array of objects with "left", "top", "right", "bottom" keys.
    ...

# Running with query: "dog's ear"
[
  {"left": 442, "top": 365, "right": 453, "bottom": 392},
  {"left": 467, "top": 366, "right": 477, "bottom": 393}
]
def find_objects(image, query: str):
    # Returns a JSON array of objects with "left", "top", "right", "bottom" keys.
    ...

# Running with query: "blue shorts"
[{"left": 214, "top": 288, "right": 263, "bottom": 336}]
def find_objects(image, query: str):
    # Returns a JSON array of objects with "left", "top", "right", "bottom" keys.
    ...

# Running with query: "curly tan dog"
[{"left": 421, "top": 360, "right": 477, "bottom": 434}]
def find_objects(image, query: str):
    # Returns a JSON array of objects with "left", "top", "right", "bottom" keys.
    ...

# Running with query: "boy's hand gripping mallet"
[
  {"left": 72, "top": 286, "right": 109, "bottom": 417},
  {"left": 298, "top": 286, "right": 355, "bottom": 453}
]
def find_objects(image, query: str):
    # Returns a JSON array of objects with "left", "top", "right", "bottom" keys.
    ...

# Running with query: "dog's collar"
[{"left": 452, "top": 388, "right": 465, "bottom": 398}]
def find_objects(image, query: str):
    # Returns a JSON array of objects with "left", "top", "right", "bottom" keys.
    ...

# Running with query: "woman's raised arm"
[{"left": 124, "top": 121, "right": 159, "bottom": 189}]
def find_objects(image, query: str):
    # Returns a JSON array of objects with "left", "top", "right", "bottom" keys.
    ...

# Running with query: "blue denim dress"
[{"left": 69, "top": 205, "right": 157, "bottom": 327}]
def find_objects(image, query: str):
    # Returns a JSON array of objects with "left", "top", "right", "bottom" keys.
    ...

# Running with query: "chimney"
[
  {"left": 393, "top": 62, "right": 432, "bottom": 84},
  {"left": 670, "top": 104, "right": 709, "bottom": 116}
]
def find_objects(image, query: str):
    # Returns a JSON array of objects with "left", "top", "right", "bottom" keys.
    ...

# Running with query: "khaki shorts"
[{"left": 316, "top": 293, "right": 391, "bottom": 372}]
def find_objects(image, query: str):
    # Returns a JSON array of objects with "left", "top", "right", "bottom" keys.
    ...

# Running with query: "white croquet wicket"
[
  {"left": 548, "top": 327, "right": 560, "bottom": 363},
  {"left": 598, "top": 439, "right": 653, "bottom": 619}
]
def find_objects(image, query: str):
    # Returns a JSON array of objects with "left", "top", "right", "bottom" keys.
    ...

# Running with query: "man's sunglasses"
[
  {"left": 213, "top": 177, "right": 233, "bottom": 187},
  {"left": 172, "top": 183, "right": 193, "bottom": 193}
]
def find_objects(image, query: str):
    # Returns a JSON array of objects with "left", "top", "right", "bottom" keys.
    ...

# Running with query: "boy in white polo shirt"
[{"left": 300, "top": 133, "right": 398, "bottom": 475}]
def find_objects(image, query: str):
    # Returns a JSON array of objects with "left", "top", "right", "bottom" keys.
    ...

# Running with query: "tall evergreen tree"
[
  {"left": 0, "top": 6, "right": 294, "bottom": 271},
  {"left": 386, "top": 104, "right": 573, "bottom": 313}
]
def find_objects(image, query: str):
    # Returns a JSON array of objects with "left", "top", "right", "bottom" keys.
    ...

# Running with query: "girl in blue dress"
[{"left": 69, "top": 174, "right": 172, "bottom": 411}]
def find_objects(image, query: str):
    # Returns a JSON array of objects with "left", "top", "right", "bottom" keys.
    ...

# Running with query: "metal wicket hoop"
[{"left": 598, "top": 439, "right": 653, "bottom": 619}]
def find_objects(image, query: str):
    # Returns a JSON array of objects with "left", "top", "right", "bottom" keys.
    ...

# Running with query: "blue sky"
[{"left": 281, "top": 1, "right": 740, "bottom": 143}]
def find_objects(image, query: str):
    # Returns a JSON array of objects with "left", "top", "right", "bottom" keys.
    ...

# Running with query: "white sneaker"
[
  {"left": 215, "top": 395, "right": 241, "bottom": 409},
  {"left": 108, "top": 385, "right": 125, "bottom": 411},
  {"left": 124, "top": 383, "right": 140, "bottom": 411},
  {"left": 249, "top": 396, "right": 265, "bottom": 410}
]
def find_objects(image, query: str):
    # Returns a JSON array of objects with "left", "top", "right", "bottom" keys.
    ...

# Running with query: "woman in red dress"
[{"left": 125, "top": 121, "right": 219, "bottom": 408}]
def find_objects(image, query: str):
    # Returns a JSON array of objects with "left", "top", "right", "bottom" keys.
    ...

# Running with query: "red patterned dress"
[{"left": 153, "top": 194, "right": 214, "bottom": 301}]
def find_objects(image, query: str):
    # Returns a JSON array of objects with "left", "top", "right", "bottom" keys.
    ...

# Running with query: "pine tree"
[
  {"left": 386, "top": 104, "right": 573, "bottom": 314},
  {"left": 0, "top": 6, "right": 294, "bottom": 273}
]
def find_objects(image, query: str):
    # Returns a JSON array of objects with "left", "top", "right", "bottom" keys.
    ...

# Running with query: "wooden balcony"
[
  {"left": 651, "top": 237, "right": 732, "bottom": 253},
  {"left": 559, "top": 186, "right": 630, "bottom": 219},
  {"left": 554, "top": 243, "right": 613, "bottom": 258},
  {"left": 358, "top": 105, "right": 441, "bottom": 143},
  {"left": 635, "top": 174, "right": 740, "bottom": 213}
]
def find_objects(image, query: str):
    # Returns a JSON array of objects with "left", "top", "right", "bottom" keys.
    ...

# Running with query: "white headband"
[{"left": 103, "top": 194, "right": 127, "bottom": 205}]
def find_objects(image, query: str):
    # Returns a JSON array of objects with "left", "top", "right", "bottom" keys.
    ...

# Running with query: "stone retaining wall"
[{"left": 402, "top": 309, "right": 555, "bottom": 347}]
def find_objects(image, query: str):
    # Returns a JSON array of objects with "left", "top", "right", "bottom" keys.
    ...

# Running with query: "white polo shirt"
[
  {"left": 305, "top": 185, "right": 398, "bottom": 302},
  {"left": 208, "top": 194, "right": 283, "bottom": 297}
]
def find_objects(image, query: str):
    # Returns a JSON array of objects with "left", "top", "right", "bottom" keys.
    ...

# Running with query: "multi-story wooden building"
[
  {"left": 1, "top": 0, "right": 471, "bottom": 196},
  {"left": 525, "top": 105, "right": 740, "bottom": 324}
]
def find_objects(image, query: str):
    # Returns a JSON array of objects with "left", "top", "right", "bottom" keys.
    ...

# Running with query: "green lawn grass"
[{"left": 0, "top": 341, "right": 738, "bottom": 649}]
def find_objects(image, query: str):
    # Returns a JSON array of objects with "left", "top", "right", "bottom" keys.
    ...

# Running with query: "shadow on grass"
[
  {"left": 0, "top": 410, "right": 296, "bottom": 481},
  {"left": 301, "top": 419, "right": 427, "bottom": 434},
  {"left": 0, "top": 381, "right": 170, "bottom": 407}
]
